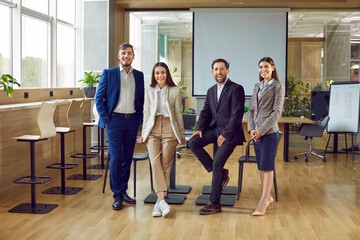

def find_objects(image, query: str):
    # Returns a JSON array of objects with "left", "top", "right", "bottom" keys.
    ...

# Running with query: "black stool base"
[
  {"left": 88, "top": 164, "right": 106, "bottom": 170},
  {"left": 202, "top": 186, "right": 237, "bottom": 195},
  {"left": 8, "top": 203, "right": 58, "bottom": 214},
  {"left": 168, "top": 185, "right": 191, "bottom": 194},
  {"left": 144, "top": 193, "right": 186, "bottom": 204},
  {"left": 67, "top": 174, "right": 102, "bottom": 181},
  {"left": 195, "top": 195, "right": 236, "bottom": 206},
  {"left": 42, "top": 186, "right": 83, "bottom": 195}
]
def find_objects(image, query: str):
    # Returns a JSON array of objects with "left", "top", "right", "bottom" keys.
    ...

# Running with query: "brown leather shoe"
[
  {"left": 222, "top": 169, "right": 229, "bottom": 189},
  {"left": 199, "top": 202, "right": 221, "bottom": 215}
]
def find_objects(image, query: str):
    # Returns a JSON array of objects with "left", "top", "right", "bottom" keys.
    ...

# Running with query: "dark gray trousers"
[{"left": 188, "top": 129, "right": 236, "bottom": 204}]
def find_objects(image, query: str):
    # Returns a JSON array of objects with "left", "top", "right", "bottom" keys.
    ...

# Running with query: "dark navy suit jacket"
[
  {"left": 95, "top": 66, "right": 144, "bottom": 128},
  {"left": 197, "top": 79, "right": 246, "bottom": 146}
]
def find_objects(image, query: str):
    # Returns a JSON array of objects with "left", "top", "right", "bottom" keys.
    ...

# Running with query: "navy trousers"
[
  {"left": 106, "top": 115, "right": 139, "bottom": 199},
  {"left": 188, "top": 129, "right": 236, "bottom": 204}
]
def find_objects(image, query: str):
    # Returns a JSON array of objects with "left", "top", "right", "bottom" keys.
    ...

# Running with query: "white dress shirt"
[
  {"left": 155, "top": 84, "right": 170, "bottom": 117},
  {"left": 113, "top": 65, "right": 136, "bottom": 114},
  {"left": 217, "top": 78, "right": 228, "bottom": 101}
]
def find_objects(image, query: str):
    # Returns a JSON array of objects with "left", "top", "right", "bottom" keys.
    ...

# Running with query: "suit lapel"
[
  {"left": 211, "top": 85, "right": 218, "bottom": 110},
  {"left": 216, "top": 80, "right": 230, "bottom": 110},
  {"left": 259, "top": 82, "right": 275, "bottom": 103},
  {"left": 115, "top": 66, "right": 121, "bottom": 100}
]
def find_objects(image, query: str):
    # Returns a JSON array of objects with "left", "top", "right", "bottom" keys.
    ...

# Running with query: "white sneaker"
[
  {"left": 159, "top": 200, "right": 170, "bottom": 217},
  {"left": 152, "top": 203, "right": 162, "bottom": 217}
]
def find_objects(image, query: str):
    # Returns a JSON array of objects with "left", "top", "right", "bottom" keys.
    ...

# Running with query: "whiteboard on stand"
[{"left": 327, "top": 82, "right": 360, "bottom": 133}]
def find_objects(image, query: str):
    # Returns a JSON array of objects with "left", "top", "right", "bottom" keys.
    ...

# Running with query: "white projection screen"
[{"left": 193, "top": 9, "right": 288, "bottom": 96}]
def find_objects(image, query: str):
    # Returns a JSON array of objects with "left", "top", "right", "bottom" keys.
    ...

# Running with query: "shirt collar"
[
  {"left": 217, "top": 78, "right": 228, "bottom": 88},
  {"left": 119, "top": 65, "right": 133, "bottom": 74},
  {"left": 260, "top": 79, "right": 274, "bottom": 87},
  {"left": 155, "top": 84, "right": 167, "bottom": 93}
]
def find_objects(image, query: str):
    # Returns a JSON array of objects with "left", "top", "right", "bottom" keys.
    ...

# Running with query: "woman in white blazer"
[
  {"left": 137, "top": 62, "right": 186, "bottom": 217},
  {"left": 248, "top": 57, "right": 285, "bottom": 216}
]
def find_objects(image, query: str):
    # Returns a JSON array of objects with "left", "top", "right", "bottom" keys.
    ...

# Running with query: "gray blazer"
[{"left": 247, "top": 80, "right": 285, "bottom": 135}]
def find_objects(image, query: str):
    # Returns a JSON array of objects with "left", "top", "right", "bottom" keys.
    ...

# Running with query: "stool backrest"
[
  {"left": 38, "top": 101, "right": 57, "bottom": 138},
  {"left": 92, "top": 103, "right": 99, "bottom": 124},
  {"left": 67, "top": 99, "right": 84, "bottom": 131}
]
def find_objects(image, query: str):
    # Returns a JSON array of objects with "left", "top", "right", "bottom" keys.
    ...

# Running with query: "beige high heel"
[{"left": 252, "top": 196, "right": 274, "bottom": 216}]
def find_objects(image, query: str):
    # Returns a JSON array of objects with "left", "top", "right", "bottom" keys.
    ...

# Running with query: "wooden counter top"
[{"left": 0, "top": 98, "right": 94, "bottom": 112}]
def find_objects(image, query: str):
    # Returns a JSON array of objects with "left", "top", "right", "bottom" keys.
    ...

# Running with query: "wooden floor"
[{"left": 1, "top": 146, "right": 360, "bottom": 240}]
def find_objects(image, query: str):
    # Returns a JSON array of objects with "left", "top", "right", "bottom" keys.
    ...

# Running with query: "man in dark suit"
[
  {"left": 95, "top": 43, "right": 144, "bottom": 210},
  {"left": 188, "top": 58, "right": 245, "bottom": 215}
]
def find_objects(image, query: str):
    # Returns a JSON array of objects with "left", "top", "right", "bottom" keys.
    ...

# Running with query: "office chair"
[{"left": 294, "top": 116, "right": 330, "bottom": 162}]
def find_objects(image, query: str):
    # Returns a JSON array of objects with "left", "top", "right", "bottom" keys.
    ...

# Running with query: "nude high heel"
[{"left": 252, "top": 196, "right": 274, "bottom": 216}]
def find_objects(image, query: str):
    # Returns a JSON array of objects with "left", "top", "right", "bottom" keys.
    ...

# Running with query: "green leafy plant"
[
  {"left": 78, "top": 71, "right": 100, "bottom": 87},
  {"left": 1, "top": 74, "right": 21, "bottom": 98},
  {"left": 312, "top": 83, "right": 323, "bottom": 91},
  {"left": 283, "top": 75, "right": 311, "bottom": 132},
  {"left": 170, "top": 66, "right": 187, "bottom": 93}
]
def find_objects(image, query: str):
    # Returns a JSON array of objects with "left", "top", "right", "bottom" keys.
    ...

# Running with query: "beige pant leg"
[
  {"left": 161, "top": 137, "right": 179, "bottom": 189},
  {"left": 147, "top": 135, "right": 168, "bottom": 192},
  {"left": 147, "top": 116, "right": 178, "bottom": 193}
]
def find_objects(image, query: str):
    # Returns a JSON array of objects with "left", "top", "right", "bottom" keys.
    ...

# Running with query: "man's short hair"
[
  {"left": 211, "top": 58, "right": 229, "bottom": 70},
  {"left": 119, "top": 43, "right": 134, "bottom": 53}
]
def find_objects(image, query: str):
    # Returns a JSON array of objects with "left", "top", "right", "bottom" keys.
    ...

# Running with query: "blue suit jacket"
[{"left": 95, "top": 66, "right": 144, "bottom": 128}]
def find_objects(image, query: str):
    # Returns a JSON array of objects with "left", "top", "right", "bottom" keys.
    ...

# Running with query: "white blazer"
[{"left": 141, "top": 85, "right": 185, "bottom": 143}]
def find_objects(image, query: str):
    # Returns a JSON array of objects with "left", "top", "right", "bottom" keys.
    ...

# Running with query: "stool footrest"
[
  {"left": 46, "top": 163, "right": 78, "bottom": 169},
  {"left": 71, "top": 153, "right": 98, "bottom": 159},
  {"left": 13, "top": 175, "right": 52, "bottom": 184},
  {"left": 90, "top": 145, "right": 108, "bottom": 150}
]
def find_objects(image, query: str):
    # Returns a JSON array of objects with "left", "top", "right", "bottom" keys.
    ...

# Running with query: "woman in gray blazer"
[
  {"left": 248, "top": 57, "right": 285, "bottom": 216},
  {"left": 137, "top": 62, "right": 186, "bottom": 217}
]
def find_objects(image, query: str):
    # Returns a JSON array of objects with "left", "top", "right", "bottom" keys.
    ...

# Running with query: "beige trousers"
[{"left": 146, "top": 115, "right": 179, "bottom": 193}]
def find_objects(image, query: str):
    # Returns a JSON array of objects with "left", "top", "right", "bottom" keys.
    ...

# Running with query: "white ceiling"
[{"left": 131, "top": 11, "right": 360, "bottom": 41}]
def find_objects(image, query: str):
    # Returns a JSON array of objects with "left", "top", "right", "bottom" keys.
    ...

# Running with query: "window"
[
  {"left": 57, "top": 24, "right": 75, "bottom": 87},
  {"left": 22, "top": 16, "right": 49, "bottom": 88},
  {"left": 57, "top": 0, "right": 75, "bottom": 24},
  {"left": 0, "top": 4, "right": 11, "bottom": 75},
  {"left": 22, "top": 0, "right": 48, "bottom": 15}
]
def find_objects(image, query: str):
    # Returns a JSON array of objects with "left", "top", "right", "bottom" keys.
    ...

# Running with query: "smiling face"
[
  {"left": 154, "top": 66, "right": 167, "bottom": 88},
  {"left": 211, "top": 62, "right": 229, "bottom": 85},
  {"left": 118, "top": 47, "right": 134, "bottom": 68},
  {"left": 259, "top": 61, "right": 275, "bottom": 81}
]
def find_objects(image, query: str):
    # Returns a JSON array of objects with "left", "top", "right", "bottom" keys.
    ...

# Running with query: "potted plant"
[
  {"left": 1, "top": 74, "right": 21, "bottom": 98},
  {"left": 78, "top": 71, "right": 101, "bottom": 98},
  {"left": 283, "top": 75, "right": 311, "bottom": 132}
]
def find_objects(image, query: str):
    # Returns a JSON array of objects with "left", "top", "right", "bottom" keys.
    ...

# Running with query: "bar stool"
[
  {"left": 68, "top": 104, "right": 102, "bottom": 180},
  {"left": 237, "top": 131, "right": 283, "bottom": 201},
  {"left": 9, "top": 102, "right": 59, "bottom": 214},
  {"left": 88, "top": 104, "right": 108, "bottom": 169},
  {"left": 102, "top": 151, "right": 154, "bottom": 197},
  {"left": 43, "top": 99, "right": 84, "bottom": 195}
]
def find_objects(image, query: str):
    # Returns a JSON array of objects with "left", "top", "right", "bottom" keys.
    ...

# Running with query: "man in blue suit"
[{"left": 95, "top": 43, "right": 144, "bottom": 210}]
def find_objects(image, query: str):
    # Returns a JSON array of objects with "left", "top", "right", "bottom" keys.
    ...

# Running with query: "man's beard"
[
  {"left": 121, "top": 62, "right": 131, "bottom": 67},
  {"left": 214, "top": 75, "right": 227, "bottom": 84}
]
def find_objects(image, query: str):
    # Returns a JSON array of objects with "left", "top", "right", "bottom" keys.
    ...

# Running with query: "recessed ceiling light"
[{"left": 232, "top": 2, "right": 244, "bottom": 5}]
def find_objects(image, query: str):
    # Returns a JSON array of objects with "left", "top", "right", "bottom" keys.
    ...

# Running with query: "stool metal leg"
[
  {"left": 9, "top": 140, "right": 58, "bottom": 214},
  {"left": 103, "top": 154, "right": 110, "bottom": 193}
]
